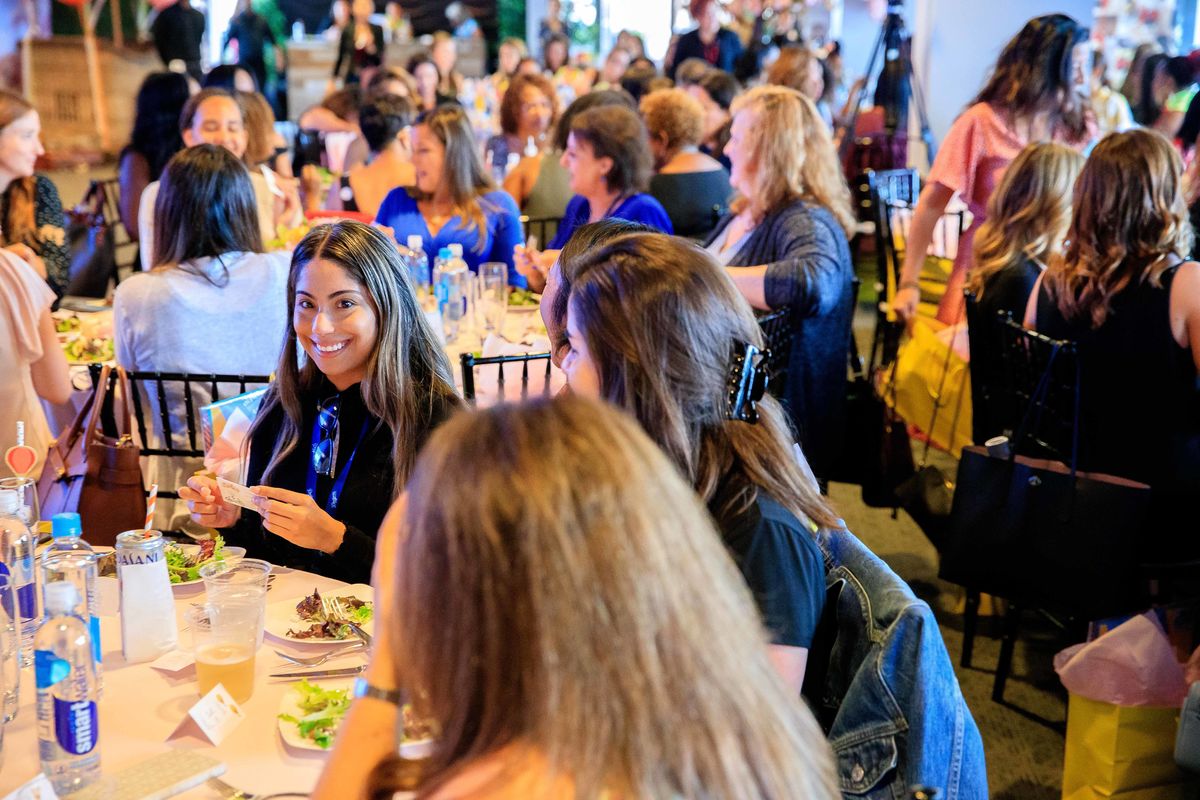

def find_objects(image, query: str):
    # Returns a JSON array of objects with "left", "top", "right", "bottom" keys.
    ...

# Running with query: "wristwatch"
[{"left": 353, "top": 676, "right": 405, "bottom": 706}]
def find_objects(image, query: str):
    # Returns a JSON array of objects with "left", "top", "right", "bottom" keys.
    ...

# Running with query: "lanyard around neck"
[{"left": 306, "top": 413, "right": 370, "bottom": 514}]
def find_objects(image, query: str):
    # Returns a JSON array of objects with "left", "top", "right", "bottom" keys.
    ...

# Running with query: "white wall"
[{"left": 910, "top": 0, "right": 1093, "bottom": 167}]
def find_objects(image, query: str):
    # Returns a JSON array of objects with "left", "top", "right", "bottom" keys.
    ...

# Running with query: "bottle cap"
[
  {"left": 44, "top": 581, "right": 80, "bottom": 614},
  {"left": 52, "top": 512, "right": 82, "bottom": 539},
  {"left": 407, "top": 235, "right": 423, "bottom": 251},
  {"left": 0, "top": 489, "right": 17, "bottom": 515},
  {"left": 438, "top": 247, "right": 453, "bottom": 259},
  {"left": 448, "top": 243, "right": 463, "bottom": 257}
]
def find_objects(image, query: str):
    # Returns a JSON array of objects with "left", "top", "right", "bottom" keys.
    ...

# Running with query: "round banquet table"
[{"left": 0, "top": 566, "right": 362, "bottom": 798}]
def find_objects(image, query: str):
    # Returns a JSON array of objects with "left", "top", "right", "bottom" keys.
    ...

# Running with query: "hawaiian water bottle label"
[
  {"left": 53, "top": 697, "right": 98, "bottom": 754},
  {"left": 35, "top": 650, "right": 71, "bottom": 688}
]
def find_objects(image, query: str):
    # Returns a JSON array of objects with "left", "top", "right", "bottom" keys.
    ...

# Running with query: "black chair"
[
  {"left": 90, "top": 366, "right": 271, "bottom": 500},
  {"left": 520, "top": 215, "right": 563, "bottom": 249},
  {"left": 92, "top": 178, "right": 139, "bottom": 277},
  {"left": 863, "top": 169, "right": 919, "bottom": 368},
  {"left": 756, "top": 307, "right": 795, "bottom": 399},
  {"left": 963, "top": 289, "right": 1021, "bottom": 446},
  {"left": 459, "top": 352, "right": 553, "bottom": 405}
]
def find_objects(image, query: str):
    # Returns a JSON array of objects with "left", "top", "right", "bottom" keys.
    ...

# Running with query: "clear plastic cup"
[
  {"left": 187, "top": 602, "right": 258, "bottom": 704},
  {"left": 198, "top": 558, "right": 270, "bottom": 650}
]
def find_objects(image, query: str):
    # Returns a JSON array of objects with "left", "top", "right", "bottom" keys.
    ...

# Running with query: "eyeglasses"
[{"left": 312, "top": 396, "right": 341, "bottom": 478}]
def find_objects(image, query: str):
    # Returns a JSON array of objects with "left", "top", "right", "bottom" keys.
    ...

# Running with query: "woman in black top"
[
  {"left": 333, "top": 0, "right": 385, "bottom": 86},
  {"left": 668, "top": 0, "right": 743, "bottom": 80},
  {"left": 180, "top": 221, "right": 461, "bottom": 583},
  {"left": 1030, "top": 130, "right": 1200, "bottom": 553},
  {"left": 965, "top": 142, "right": 1082, "bottom": 442}
]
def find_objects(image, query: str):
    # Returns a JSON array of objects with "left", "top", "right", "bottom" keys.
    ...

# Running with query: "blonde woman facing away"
[{"left": 314, "top": 397, "right": 839, "bottom": 800}]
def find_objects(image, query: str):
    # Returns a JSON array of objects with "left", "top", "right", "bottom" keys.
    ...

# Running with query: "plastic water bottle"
[
  {"left": 406, "top": 235, "right": 431, "bottom": 299},
  {"left": 0, "top": 488, "right": 38, "bottom": 667},
  {"left": 37, "top": 581, "right": 101, "bottom": 795},
  {"left": 291, "top": 19, "right": 305, "bottom": 42},
  {"left": 42, "top": 513, "right": 102, "bottom": 690},
  {"left": 524, "top": 136, "right": 538, "bottom": 158},
  {"left": 434, "top": 246, "right": 466, "bottom": 342}
]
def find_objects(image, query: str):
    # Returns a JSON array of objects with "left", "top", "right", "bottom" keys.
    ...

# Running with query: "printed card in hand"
[{"left": 216, "top": 477, "right": 258, "bottom": 512}]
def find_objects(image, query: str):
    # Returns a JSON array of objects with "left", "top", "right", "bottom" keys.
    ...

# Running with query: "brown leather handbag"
[{"left": 38, "top": 365, "right": 146, "bottom": 546}]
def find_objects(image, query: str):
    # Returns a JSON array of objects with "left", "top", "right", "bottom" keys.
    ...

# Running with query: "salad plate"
[
  {"left": 278, "top": 678, "right": 353, "bottom": 751},
  {"left": 265, "top": 584, "right": 375, "bottom": 645},
  {"left": 166, "top": 538, "right": 246, "bottom": 587}
]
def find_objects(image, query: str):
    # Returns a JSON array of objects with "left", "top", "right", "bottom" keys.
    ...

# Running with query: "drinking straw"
[{"left": 145, "top": 483, "right": 158, "bottom": 531}]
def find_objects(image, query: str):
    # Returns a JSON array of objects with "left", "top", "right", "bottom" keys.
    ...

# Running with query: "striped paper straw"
[{"left": 145, "top": 483, "right": 158, "bottom": 531}]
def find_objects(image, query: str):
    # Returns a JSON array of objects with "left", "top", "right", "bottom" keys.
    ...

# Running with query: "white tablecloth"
[{"left": 0, "top": 567, "right": 359, "bottom": 798}]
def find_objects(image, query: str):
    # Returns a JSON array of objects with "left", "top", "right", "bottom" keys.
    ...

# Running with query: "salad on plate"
[
  {"left": 278, "top": 679, "right": 351, "bottom": 750},
  {"left": 164, "top": 535, "right": 238, "bottom": 584}
]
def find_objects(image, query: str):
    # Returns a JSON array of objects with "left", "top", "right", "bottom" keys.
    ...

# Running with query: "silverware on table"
[
  {"left": 268, "top": 664, "right": 368, "bottom": 680},
  {"left": 273, "top": 642, "right": 365, "bottom": 668},
  {"left": 343, "top": 620, "right": 372, "bottom": 645}
]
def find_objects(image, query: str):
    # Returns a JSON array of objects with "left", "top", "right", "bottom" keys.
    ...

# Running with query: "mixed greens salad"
[
  {"left": 279, "top": 679, "right": 350, "bottom": 749},
  {"left": 164, "top": 535, "right": 227, "bottom": 584},
  {"left": 287, "top": 587, "right": 374, "bottom": 640},
  {"left": 508, "top": 288, "right": 540, "bottom": 307}
]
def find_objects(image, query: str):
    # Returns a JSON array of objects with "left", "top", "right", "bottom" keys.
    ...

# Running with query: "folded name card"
[
  {"left": 167, "top": 684, "right": 245, "bottom": 745},
  {"left": 149, "top": 649, "right": 196, "bottom": 673},
  {"left": 2, "top": 773, "right": 59, "bottom": 800}
]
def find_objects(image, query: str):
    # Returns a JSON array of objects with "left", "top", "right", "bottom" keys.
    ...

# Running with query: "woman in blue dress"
[
  {"left": 515, "top": 104, "right": 672, "bottom": 291},
  {"left": 375, "top": 104, "right": 525, "bottom": 286}
]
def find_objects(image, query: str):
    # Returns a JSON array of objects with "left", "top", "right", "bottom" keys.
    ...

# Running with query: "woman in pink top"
[{"left": 893, "top": 14, "right": 1092, "bottom": 324}]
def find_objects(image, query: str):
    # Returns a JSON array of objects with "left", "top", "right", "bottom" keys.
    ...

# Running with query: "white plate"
[
  {"left": 264, "top": 584, "right": 375, "bottom": 645},
  {"left": 507, "top": 303, "right": 540, "bottom": 313},
  {"left": 167, "top": 544, "right": 247, "bottom": 588},
  {"left": 277, "top": 678, "right": 353, "bottom": 751}
]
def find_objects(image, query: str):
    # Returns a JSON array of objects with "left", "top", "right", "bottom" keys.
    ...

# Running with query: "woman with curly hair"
[
  {"left": 707, "top": 85, "right": 856, "bottom": 483},
  {"left": 0, "top": 91, "right": 68, "bottom": 296},
  {"left": 484, "top": 73, "right": 558, "bottom": 179},
  {"left": 1029, "top": 129, "right": 1200, "bottom": 541}
]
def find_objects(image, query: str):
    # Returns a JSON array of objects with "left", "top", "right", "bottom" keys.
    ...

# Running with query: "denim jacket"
[{"left": 803, "top": 527, "right": 988, "bottom": 798}]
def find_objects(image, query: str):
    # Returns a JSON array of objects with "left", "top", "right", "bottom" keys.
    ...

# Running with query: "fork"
[{"left": 273, "top": 641, "right": 365, "bottom": 667}]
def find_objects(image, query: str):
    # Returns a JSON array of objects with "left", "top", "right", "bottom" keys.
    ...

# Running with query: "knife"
[
  {"left": 268, "top": 664, "right": 368, "bottom": 680},
  {"left": 345, "top": 620, "right": 373, "bottom": 645}
]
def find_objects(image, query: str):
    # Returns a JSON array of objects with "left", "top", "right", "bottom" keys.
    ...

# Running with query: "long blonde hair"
[
  {"left": 569, "top": 232, "right": 839, "bottom": 532},
  {"left": 1043, "top": 129, "right": 1194, "bottom": 328},
  {"left": 968, "top": 142, "right": 1083, "bottom": 299},
  {"left": 408, "top": 104, "right": 496, "bottom": 253},
  {"left": 249, "top": 221, "right": 461, "bottom": 498},
  {"left": 370, "top": 397, "right": 839, "bottom": 799},
  {"left": 729, "top": 85, "right": 855, "bottom": 237}
]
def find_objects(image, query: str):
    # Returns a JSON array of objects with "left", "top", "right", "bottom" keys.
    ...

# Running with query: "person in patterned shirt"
[{"left": 0, "top": 90, "right": 68, "bottom": 297}]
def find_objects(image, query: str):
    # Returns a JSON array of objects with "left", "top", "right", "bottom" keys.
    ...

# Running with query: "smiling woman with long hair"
[
  {"left": 179, "top": 221, "right": 461, "bottom": 582},
  {"left": 375, "top": 104, "right": 526, "bottom": 285},
  {"left": 313, "top": 397, "right": 839, "bottom": 800}
]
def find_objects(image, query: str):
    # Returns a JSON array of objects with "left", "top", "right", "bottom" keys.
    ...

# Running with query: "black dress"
[
  {"left": 1036, "top": 266, "right": 1200, "bottom": 551},
  {"left": 333, "top": 24, "right": 385, "bottom": 85},
  {"left": 151, "top": 2, "right": 206, "bottom": 81},
  {"left": 649, "top": 169, "right": 731, "bottom": 240},
  {"left": 224, "top": 378, "right": 456, "bottom": 583}
]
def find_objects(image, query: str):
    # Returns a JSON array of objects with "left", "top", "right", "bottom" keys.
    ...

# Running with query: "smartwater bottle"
[
  {"left": 37, "top": 581, "right": 101, "bottom": 795},
  {"left": 407, "top": 234, "right": 431, "bottom": 299},
  {"left": 42, "top": 513, "right": 102, "bottom": 691},
  {"left": 0, "top": 488, "right": 38, "bottom": 667},
  {"left": 434, "top": 246, "right": 466, "bottom": 342}
]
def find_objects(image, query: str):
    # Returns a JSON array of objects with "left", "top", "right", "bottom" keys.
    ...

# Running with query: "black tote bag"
[{"left": 938, "top": 337, "right": 1150, "bottom": 619}]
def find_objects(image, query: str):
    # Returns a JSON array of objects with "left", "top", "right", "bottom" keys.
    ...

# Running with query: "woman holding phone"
[{"left": 178, "top": 221, "right": 460, "bottom": 583}]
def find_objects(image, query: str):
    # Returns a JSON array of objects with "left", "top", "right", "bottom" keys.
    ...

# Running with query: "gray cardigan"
[{"left": 706, "top": 198, "right": 854, "bottom": 480}]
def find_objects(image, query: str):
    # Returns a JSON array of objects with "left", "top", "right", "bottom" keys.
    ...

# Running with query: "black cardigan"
[
  {"left": 224, "top": 379, "right": 455, "bottom": 584},
  {"left": 706, "top": 199, "right": 854, "bottom": 481}
]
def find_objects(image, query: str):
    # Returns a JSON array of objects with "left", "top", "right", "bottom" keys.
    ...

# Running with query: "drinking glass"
[
  {"left": 479, "top": 262, "right": 508, "bottom": 335},
  {"left": 0, "top": 478, "right": 39, "bottom": 530},
  {"left": 198, "top": 558, "right": 270, "bottom": 651},
  {"left": 187, "top": 602, "right": 258, "bottom": 704},
  {"left": 0, "top": 574, "right": 17, "bottom": 723}
]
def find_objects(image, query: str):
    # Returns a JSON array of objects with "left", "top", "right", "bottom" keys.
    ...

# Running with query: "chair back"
[
  {"left": 93, "top": 178, "right": 140, "bottom": 276},
  {"left": 997, "top": 318, "right": 1079, "bottom": 463},
  {"left": 963, "top": 289, "right": 1010, "bottom": 444},
  {"left": 520, "top": 215, "right": 563, "bottom": 249},
  {"left": 459, "top": 351, "right": 553, "bottom": 405},
  {"left": 757, "top": 308, "right": 795, "bottom": 399},
  {"left": 90, "top": 366, "right": 272, "bottom": 499}
]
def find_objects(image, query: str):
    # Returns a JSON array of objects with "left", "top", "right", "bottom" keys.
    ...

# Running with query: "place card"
[
  {"left": 2, "top": 773, "right": 59, "bottom": 800},
  {"left": 216, "top": 477, "right": 258, "bottom": 512},
  {"left": 149, "top": 649, "right": 195, "bottom": 673},
  {"left": 168, "top": 684, "right": 245, "bottom": 745}
]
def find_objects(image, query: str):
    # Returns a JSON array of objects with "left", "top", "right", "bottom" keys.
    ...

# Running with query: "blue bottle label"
[
  {"left": 53, "top": 697, "right": 98, "bottom": 755},
  {"left": 17, "top": 582, "right": 36, "bottom": 620},
  {"left": 35, "top": 650, "right": 71, "bottom": 689}
]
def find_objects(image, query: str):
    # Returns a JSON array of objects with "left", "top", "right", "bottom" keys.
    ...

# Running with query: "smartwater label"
[
  {"left": 18, "top": 582, "right": 36, "bottom": 620},
  {"left": 53, "top": 697, "right": 98, "bottom": 754},
  {"left": 90, "top": 616, "right": 102, "bottom": 665}
]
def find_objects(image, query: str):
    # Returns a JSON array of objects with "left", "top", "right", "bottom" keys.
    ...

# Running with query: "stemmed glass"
[{"left": 479, "top": 262, "right": 508, "bottom": 337}]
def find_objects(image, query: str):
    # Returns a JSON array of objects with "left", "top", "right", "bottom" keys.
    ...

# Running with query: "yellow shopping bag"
[
  {"left": 891, "top": 318, "right": 973, "bottom": 455},
  {"left": 1062, "top": 694, "right": 1187, "bottom": 800}
]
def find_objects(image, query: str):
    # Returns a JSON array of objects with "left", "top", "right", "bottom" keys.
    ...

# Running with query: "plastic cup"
[
  {"left": 188, "top": 603, "right": 258, "bottom": 704},
  {"left": 198, "top": 558, "right": 270, "bottom": 651}
]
